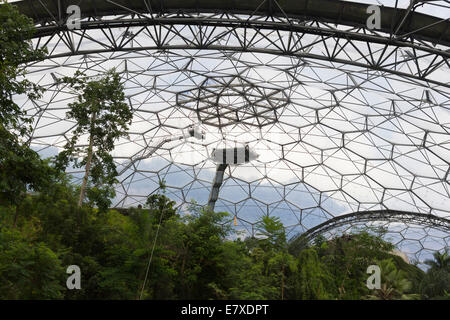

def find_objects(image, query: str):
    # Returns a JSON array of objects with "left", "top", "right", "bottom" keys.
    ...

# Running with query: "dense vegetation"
[
  {"left": 1, "top": 182, "right": 449, "bottom": 300},
  {"left": 0, "top": 1, "right": 449, "bottom": 300}
]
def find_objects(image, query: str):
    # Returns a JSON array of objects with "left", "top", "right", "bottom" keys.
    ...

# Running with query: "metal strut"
[
  {"left": 117, "top": 137, "right": 174, "bottom": 176},
  {"left": 207, "top": 164, "right": 228, "bottom": 211}
]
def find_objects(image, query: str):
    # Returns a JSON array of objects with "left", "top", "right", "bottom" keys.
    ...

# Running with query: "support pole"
[{"left": 207, "top": 163, "right": 228, "bottom": 211}]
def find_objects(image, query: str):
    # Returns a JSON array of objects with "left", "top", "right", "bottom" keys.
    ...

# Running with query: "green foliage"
[
  {"left": 0, "top": 138, "right": 445, "bottom": 301},
  {"left": 0, "top": 126, "right": 58, "bottom": 207},
  {"left": 54, "top": 69, "right": 132, "bottom": 208},
  {"left": 256, "top": 216, "right": 286, "bottom": 250},
  {"left": 424, "top": 250, "right": 449, "bottom": 271},
  {"left": 85, "top": 185, "right": 116, "bottom": 213},
  {"left": 314, "top": 230, "right": 396, "bottom": 299},
  {"left": 0, "top": 182, "right": 445, "bottom": 300},
  {"left": 229, "top": 216, "right": 296, "bottom": 300},
  {"left": 0, "top": 1, "right": 46, "bottom": 135},
  {"left": 419, "top": 250, "right": 450, "bottom": 299},
  {"left": 365, "top": 258, "right": 420, "bottom": 300},
  {"left": 146, "top": 193, "right": 178, "bottom": 224},
  {"left": 0, "top": 1, "right": 53, "bottom": 221},
  {"left": 292, "top": 248, "right": 332, "bottom": 299},
  {"left": 227, "top": 245, "right": 279, "bottom": 300},
  {"left": 0, "top": 227, "right": 64, "bottom": 299},
  {"left": 55, "top": 69, "right": 132, "bottom": 178},
  {"left": 175, "top": 206, "right": 232, "bottom": 299}
]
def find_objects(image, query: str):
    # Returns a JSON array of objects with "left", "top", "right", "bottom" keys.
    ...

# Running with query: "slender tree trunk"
[
  {"left": 12, "top": 194, "right": 25, "bottom": 228},
  {"left": 13, "top": 205, "right": 19, "bottom": 228},
  {"left": 180, "top": 255, "right": 186, "bottom": 295},
  {"left": 78, "top": 112, "right": 96, "bottom": 207}
]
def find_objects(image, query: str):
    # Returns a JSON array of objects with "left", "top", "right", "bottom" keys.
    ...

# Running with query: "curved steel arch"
[
  {"left": 14, "top": 0, "right": 450, "bottom": 46},
  {"left": 290, "top": 209, "right": 450, "bottom": 245},
  {"left": 13, "top": 0, "right": 450, "bottom": 89}
]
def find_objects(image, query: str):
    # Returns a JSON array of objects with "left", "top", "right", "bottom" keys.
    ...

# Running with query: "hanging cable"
[{"left": 139, "top": 204, "right": 165, "bottom": 300}]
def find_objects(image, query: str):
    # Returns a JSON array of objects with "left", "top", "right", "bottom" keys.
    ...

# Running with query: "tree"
[
  {"left": 292, "top": 248, "right": 332, "bottom": 299},
  {"left": 419, "top": 250, "right": 450, "bottom": 299},
  {"left": 254, "top": 216, "right": 296, "bottom": 300},
  {"left": 232, "top": 216, "right": 297, "bottom": 300},
  {"left": 0, "top": 1, "right": 52, "bottom": 226},
  {"left": 316, "top": 230, "right": 395, "bottom": 299},
  {"left": 365, "top": 258, "right": 419, "bottom": 300},
  {"left": 0, "top": 227, "right": 65, "bottom": 299},
  {"left": 0, "top": 127, "right": 58, "bottom": 226},
  {"left": 175, "top": 205, "right": 232, "bottom": 299},
  {"left": 134, "top": 192, "right": 180, "bottom": 299},
  {"left": 268, "top": 249, "right": 297, "bottom": 300},
  {"left": 228, "top": 245, "right": 279, "bottom": 299},
  {"left": 0, "top": 0, "right": 46, "bottom": 135},
  {"left": 146, "top": 192, "right": 178, "bottom": 224},
  {"left": 255, "top": 216, "right": 286, "bottom": 250},
  {"left": 55, "top": 69, "right": 132, "bottom": 209},
  {"left": 424, "top": 250, "right": 449, "bottom": 271}
]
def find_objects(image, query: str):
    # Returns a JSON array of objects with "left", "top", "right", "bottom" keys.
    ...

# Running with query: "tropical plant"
[
  {"left": 365, "top": 258, "right": 420, "bottom": 300},
  {"left": 424, "top": 250, "right": 449, "bottom": 271},
  {"left": 292, "top": 248, "right": 332, "bottom": 299},
  {"left": 0, "top": 227, "right": 65, "bottom": 299},
  {"left": 419, "top": 250, "right": 450, "bottom": 299},
  {"left": 0, "top": 1, "right": 54, "bottom": 226},
  {"left": 55, "top": 69, "right": 132, "bottom": 209},
  {"left": 0, "top": 0, "right": 46, "bottom": 135}
]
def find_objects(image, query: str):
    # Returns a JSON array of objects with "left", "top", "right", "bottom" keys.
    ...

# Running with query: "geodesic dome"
[{"left": 10, "top": 0, "right": 450, "bottom": 264}]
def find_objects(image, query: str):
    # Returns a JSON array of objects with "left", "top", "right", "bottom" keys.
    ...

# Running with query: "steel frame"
[
  {"left": 291, "top": 209, "right": 450, "bottom": 245},
  {"left": 8, "top": 0, "right": 450, "bottom": 262},
  {"left": 17, "top": 1, "right": 450, "bottom": 89}
]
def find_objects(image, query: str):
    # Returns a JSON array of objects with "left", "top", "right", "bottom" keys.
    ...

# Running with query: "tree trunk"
[
  {"left": 180, "top": 253, "right": 187, "bottom": 297},
  {"left": 78, "top": 112, "right": 96, "bottom": 207},
  {"left": 12, "top": 193, "right": 25, "bottom": 228},
  {"left": 12, "top": 204, "right": 19, "bottom": 228}
]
